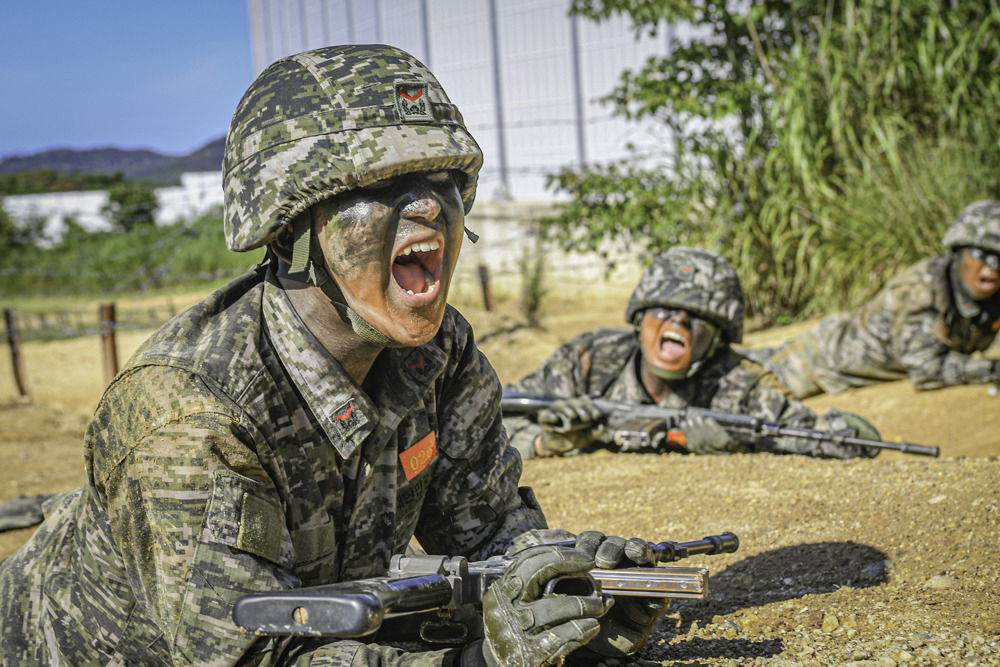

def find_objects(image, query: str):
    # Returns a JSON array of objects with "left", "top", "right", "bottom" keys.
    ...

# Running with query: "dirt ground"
[{"left": 1, "top": 280, "right": 998, "bottom": 665}]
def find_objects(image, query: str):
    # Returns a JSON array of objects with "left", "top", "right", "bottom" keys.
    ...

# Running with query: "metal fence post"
[
  {"left": 4, "top": 308, "right": 31, "bottom": 399},
  {"left": 478, "top": 264, "right": 495, "bottom": 312}
]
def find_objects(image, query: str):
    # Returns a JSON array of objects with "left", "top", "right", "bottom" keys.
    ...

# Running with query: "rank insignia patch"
[
  {"left": 395, "top": 82, "right": 433, "bottom": 121},
  {"left": 331, "top": 400, "right": 365, "bottom": 436}
]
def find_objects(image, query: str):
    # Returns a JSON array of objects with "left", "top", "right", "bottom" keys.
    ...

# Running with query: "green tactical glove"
[
  {"left": 668, "top": 413, "right": 739, "bottom": 454},
  {"left": 534, "top": 396, "right": 606, "bottom": 457},
  {"left": 817, "top": 410, "right": 882, "bottom": 459},
  {"left": 472, "top": 545, "right": 612, "bottom": 667},
  {"left": 566, "top": 531, "right": 671, "bottom": 664}
]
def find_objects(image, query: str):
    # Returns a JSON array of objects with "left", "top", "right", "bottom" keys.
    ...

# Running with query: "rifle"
[
  {"left": 232, "top": 532, "right": 739, "bottom": 642},
  {"left": 502, "top": 390, "right": 940, "bottom": 458}
]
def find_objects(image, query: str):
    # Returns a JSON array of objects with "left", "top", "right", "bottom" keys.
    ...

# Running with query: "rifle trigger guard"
[
  {"left": 418, "top": 617, "right": 470, "bottom": 645},
  {"left": 543, "top": 572, "right": 600, "bottom": 598}
]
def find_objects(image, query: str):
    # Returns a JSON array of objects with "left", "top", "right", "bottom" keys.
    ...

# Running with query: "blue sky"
[{"left": 0, "top": 2, "right": 255, "bottom": 159}]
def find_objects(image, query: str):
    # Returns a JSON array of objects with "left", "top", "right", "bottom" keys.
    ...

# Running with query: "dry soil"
[{"left": 1, "top": 283, "right": 997, "bottom": 666}]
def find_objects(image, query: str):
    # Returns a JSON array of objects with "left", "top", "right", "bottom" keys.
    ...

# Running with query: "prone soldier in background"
[
  {"left": 504, "top": 247, "right": 883, "bottom": 460},
  {"left": 0, "top": 45, "right": 667, "bottom": 666},
  {"left": 755, "top": 200, "right": 1000, "bottom": 399}
]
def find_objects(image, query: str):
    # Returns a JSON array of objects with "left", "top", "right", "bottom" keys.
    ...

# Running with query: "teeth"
[
  {"left": 405, "top": 269, "right": 437, "bottom": 296},
  {"left": 400, "top": 240, "right": 440, "bottom": 256},
  {"left": 662, "top": 332, "right": 685, "bottom": 344}
]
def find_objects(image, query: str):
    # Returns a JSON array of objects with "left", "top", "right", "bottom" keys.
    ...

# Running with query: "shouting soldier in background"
[
  {"left": 504, "top": 247, "right": 882, "bottom": 460},
  {"left": 756, "top": 200, "right": 1000, "bottom": 399},
  {"left": 0, "top": 45, "right": 667, "bottom": 666}
]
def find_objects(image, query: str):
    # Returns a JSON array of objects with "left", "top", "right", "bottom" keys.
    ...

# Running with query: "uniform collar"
[
  {"left": 262, "top": 272, "right": 446, "bottom": 460},
  {"left": 620, "top": 346, "right": 691, "bottom": 409}
]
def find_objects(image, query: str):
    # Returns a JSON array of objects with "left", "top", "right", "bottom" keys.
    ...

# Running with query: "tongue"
[
  {"left": 393, "top": 262, "right": 427, "bottom": 293},
  {"left": 659, "top": 340, "right": 687, "bottom": 361}
]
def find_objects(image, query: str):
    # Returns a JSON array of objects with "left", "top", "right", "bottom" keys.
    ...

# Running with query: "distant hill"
[{"left": 0, "top": 136, "right": 226, "bottom": 185}]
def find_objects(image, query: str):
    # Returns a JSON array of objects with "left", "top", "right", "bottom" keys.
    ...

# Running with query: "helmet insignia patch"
[{"left": 396, "top": 82, "right": 433, "bottom": 121}]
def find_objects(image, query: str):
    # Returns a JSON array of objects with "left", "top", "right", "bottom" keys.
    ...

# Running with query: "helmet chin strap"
[{"left": 285, "top": 212, "right": 408, "bottom": 348}]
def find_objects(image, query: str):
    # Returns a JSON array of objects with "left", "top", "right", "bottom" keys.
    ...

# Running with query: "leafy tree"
[
  {"left": 0, "top": 203, "right": 47, "bottom": 250},
  {"left": 548, "top": 0, "right": 1000, "bottom": 324},
  {"left": 101, "top": 181, "right": 160, "bottom": 232}
]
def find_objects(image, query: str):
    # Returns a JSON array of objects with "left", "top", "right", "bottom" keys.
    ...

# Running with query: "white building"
[
  {"left": 248, "top": 0, "right": 679, "bottom": 202},
  {"left": 2, "top": 172, "right": 224, "bottom": 243}
]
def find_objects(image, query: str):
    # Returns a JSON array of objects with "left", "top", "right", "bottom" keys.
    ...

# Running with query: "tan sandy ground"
[{"left": 0, "top": 279, "right": 997, "bottom": 665}]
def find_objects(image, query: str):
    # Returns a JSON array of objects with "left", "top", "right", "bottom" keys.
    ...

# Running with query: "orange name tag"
[{"left": 400, "top": 432, "right": 437, "bottom": 481}]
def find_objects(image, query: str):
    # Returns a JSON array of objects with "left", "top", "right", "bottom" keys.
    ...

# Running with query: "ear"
[{"left": 270, "top": 226, "right": 294, "bottom": 264}]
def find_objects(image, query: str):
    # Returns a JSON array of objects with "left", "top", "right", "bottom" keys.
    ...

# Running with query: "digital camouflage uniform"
[
  {"left": 0, "top": 45, "right": 546, "bottom": 666},
  {"left": 759, "top": 201, "right": 1000, "bottom": 399},
  {"left": 505, "top": 248, "right": 866, "bottom": 459},
  {"left": 505, "top": 328, "right": 834, "bottom": 458}
]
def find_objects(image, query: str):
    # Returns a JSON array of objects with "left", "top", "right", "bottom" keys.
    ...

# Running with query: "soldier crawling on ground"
[
  {"left": 0, "top": 45, "right": 668, "bottom": 666},
  {"left": 504, "top": 246, "right": 883, "bottom": 460},
  {"left": 752, "top": 200, "right": 1000, "bottom": 399}
]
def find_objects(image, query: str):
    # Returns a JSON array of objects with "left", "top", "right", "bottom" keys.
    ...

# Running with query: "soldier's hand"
[
  {"left": 669, "top": 413, "right": 738, "bottom": 454},
  {"left": 469, "top": 545, "right": 612, "bottom": 667},
  {"left": 534, "top": 396, "right": 606, "bottom": 456},
  {"left": 566, "top": 531, "right": 670, "bottom": 664},
  {"left": 534, "top": 430, "right": 594, "bottom": 457},
  {"left": 537, "top": 396, "right": 604, "bottom": 433},
  {"left": 819, "top": 410, "right": 882, "bottom": 459}
]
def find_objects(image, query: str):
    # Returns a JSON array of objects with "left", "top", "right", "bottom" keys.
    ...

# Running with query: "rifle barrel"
[
  {"left": 650, "top": 532, "right": 740, "bottom": 562},
  {"left": 550, "top": 532, "right": 739, "bottom": 564},
  {"left": 500, "top": 390, "right": 941, "bottom": 457}
]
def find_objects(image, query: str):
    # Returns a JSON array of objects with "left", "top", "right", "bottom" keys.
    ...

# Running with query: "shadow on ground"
[{"left": 641, "top": 541, "right": 889, "bottom": 664}]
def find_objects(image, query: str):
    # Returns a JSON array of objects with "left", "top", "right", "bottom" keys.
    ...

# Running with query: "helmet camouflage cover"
[
  {"left": 224, "top": 44, "right": 484, "bottom": 252},
  {"left": 625, "top": 247, "right": 745, "bottom": 343},
  {"left": 941, "top": 200, "right": 1000, "bottom": 254}
]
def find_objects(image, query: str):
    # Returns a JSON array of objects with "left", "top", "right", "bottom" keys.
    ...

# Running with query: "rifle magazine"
[{"left": 591, "top": 566, "right": 710, "bottom": 599}]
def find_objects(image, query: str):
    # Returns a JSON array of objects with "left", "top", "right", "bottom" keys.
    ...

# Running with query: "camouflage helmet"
[
  {"left": 223, "top": 44, "right": 484, "bottom": 252},
  {"left": 941, "top": 200, "right": 1000, "bottom": 254},
  {"left": 625, "top": 247, "right": 745, "bottom": 343}
]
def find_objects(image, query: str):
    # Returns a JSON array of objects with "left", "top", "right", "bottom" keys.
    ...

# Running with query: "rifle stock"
[
  {"left": 501, "top": 391, "right": 940, "bottom": 457},
  {"left": 233, "top": 533, "right": 739, "bottom": 639}
]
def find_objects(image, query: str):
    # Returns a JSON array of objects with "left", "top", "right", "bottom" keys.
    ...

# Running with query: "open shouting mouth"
[
  {"left": 392, "top": 237, "right": 444, "bottom": 306},
  {"left": 658, "top": 328, "right": 690, "bottom": 362}
]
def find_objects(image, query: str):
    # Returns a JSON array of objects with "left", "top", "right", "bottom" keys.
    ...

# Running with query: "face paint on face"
[
  {"left": 959, "top": 247, "right": 1000, "bottom": 301},
  {"left": 313, "top": 170, "right": 465, "bottom": 346},
  {"left": 638, "top": 307, "right": 718, "bottom": 376}
]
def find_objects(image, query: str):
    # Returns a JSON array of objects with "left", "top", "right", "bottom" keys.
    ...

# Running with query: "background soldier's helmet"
[
  {"left": 625, "top": 247, "right": 745, "bottom": 344},
  {"left": 223, "top": 44, "right": 484, "bottom": 253},
  {"left": 941, "top": 200, "right": 1000, "bottom": 254}
]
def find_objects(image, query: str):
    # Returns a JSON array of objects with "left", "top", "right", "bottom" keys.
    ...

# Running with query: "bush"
[{"left": 547, "top": 0, "right": 1000, "bottom": 325}]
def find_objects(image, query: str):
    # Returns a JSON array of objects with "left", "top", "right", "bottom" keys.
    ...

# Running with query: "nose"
[
  {"left": 398, "top": 181, "right": 441, "bottom": 222},
  {"left": 662, "top": 309, "right": 689, "bottom": 325}
]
